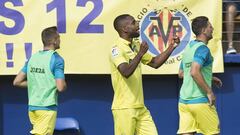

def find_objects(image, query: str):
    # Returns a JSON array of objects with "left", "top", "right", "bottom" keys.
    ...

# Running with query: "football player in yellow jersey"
[{"left": 110, "top": 14, "right": 179, "bottom": 135}]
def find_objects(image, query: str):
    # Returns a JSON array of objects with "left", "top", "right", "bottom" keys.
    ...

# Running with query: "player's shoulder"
[
  {"left": 194, "top": 45, "right": 210, "bottom": 59},
  {"left": 196, "top": 45, "right": 210, "bottom": 53},
  {"left": 53, "top": 52, "right": 62, "bottom": 57},
  {"left": 53, "top": 52, "right": 64, "bottom": 63},
  {"left": 191, "top": 40, "right": 209, "bottom": 52},
  {"left": 111, "top": 45, "right": 121, "bottom": 58},
  {"left": 111, "top": 39, "right": 123, "bottom": 56}
]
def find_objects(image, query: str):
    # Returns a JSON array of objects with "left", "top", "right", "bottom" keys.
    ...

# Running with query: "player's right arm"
[
  {"left": 117, "top": 42, "right": 148, "bottom": 78},
  {"left": 13, "top": 71, "right": 27, "bottom": 88},
  {"left": 191, "top": 62, "right": 215, "bottom": 106},
  {"left": 147, "top": 37, "right": 180, "bottom": 69},
  {"left": 53, "top": 53, "right": 67, "bottom": 92},
  {"left": 190, "top": 46, "right": 215, "bottom": 106},
  {"left": 13, "top": 62, "right": 28, "bottom": 88}
]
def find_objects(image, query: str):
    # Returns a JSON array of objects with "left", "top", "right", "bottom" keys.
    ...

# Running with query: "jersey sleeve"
[
  {"left": 21, "top": 61, "right": 28, "bottom": 73},
  {"left": 179, "top": 61, "right": 183, "bottom": 70},
  {"left": 52, "top": 53, "right": 65, "bottom": 79},
  {"left": 110, "top": 46, "right": 127, "bottom": 67},
  {"left": 193, "top": 45, "right": 210, "bottom": 66}
]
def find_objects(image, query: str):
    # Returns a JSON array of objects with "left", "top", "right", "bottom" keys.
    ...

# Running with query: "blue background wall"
[{"left": 1, "top": 55, "right": 240, "bottom": 135}]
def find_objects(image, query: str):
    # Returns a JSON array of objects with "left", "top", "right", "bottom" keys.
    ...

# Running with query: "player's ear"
[
  {"left": 202, "top": 28, "right": 207, "bottom": 34},
  {"left": 121, "top": 25, "right": 128, "bottom": 33}
]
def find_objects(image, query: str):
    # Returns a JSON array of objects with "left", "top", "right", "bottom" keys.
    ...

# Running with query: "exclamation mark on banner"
[
  {"left": 6, "top": 43, "right": 14, "bottom": 68},
  {"left": 25, "top": 43, "right": 32, "bottom": 61}
]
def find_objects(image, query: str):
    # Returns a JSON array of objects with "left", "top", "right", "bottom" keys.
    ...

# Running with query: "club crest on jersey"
[{"left": 139, "top": 7, "right": 191, "bottom": 56}]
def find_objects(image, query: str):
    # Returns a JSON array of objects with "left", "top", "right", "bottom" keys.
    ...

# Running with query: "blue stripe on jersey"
[
  {"left": 21, "top": 61, "right": 28, "bottom": 73},
  {"left": 179, "top": 61, "right": 183, "bottom": 70},
  {"left": 28, "top": 105, "right": 57, "bottom": 111},
  {"left": 194, "top": 45, "right": 211, "bottom": 66},
  {"left": 179, "top": 97, "right": 209, "bottom": 104},
  {"left": 53, "top": 53, "right": 65, "bottom": 79}
]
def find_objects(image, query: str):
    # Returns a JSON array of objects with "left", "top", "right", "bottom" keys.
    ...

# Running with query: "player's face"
[
  {"left": 203, "top": 21, "right": 214, "bottom": 40},
  {"left": 125, "top": 16, "right": 140, "bottom": 38}
]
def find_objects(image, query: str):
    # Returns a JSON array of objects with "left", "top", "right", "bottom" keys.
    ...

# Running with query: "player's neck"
[
  {"left": 196, "top": 36, "right": 208, "bottom": 44},
  {"left": 43, "top": 45, "right": 55, "bottom": 51},
  {"left": 120, "top": 34, "right": 133, "bottom": 43}
]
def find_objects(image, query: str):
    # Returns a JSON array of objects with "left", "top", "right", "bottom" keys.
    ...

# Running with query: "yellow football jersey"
[{"left": 109, "top": 38, "right": 152, "bottom": 109}]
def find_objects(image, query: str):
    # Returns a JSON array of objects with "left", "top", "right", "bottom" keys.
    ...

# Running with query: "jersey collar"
[{"left": 118, "top": 37, "right": 131, "bottom": 46}]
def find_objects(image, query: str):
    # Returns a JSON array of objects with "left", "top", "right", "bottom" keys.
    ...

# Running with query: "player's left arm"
[
  {"left": 13, "top": 71, "right": 27, "bottom": 88},
  {"left": 147, "top": 37, "right": 180, "bottom": 68},
  {"left": 13, "top": 62, "right": 28, "bottom": 88}
]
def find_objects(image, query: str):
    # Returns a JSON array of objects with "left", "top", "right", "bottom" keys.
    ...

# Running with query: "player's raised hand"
[
  {"left": 139, "top": 41, "right": 149, "bottom": 56},
  {"left": 169, "top": 36, "right": 180, "bottom": 49}
]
